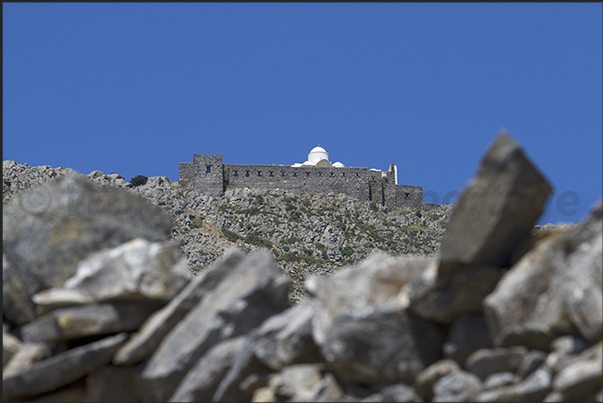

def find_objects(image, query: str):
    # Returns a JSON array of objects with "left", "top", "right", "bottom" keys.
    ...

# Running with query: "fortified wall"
[{"left": 179, "top": 146, "right": 423, "bottom": 209}]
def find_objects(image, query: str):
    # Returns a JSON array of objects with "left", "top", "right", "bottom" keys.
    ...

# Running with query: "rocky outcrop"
[{"left": 3, "top": 132, "right": 601, "bottom": 402}]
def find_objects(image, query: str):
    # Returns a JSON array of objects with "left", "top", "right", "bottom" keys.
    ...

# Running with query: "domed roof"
[{"left": 308, "top": 145, "right": 329, "bottom": 164}]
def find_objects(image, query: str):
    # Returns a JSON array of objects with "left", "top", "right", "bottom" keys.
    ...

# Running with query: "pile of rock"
[{"left": 3, "top": 132, "right": 602, "bottom": 402}]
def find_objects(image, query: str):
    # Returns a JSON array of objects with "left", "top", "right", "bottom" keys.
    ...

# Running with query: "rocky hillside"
[
  {"left": 3, "top": 132, "right": 601, "bottom": 402},
  {"left": 3, "top": 160, "right": 453, "bottom": 302}
]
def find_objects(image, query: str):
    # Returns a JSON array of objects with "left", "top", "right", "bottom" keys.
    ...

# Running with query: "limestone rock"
[
  {"left": 552, "top": 341, "right": 602, "bottom": 401},
  {"left": 114, "top": 248, "right": 245, "bottom": 366},
  {"left": 483, "top": 200, "right": 602, "bottom": 349},
  {"left": 252, "top": 298, "right": 322, "bottom": 370},
  {"left": 409, "top": 263, "right": 502, "bottom": 324},
  {"left": 438, "top": 132, "right": 553, "bottom": 274},
  {"left": 415, "top": 359, "right": 460, "bottom": 401},
  {"left": 139, "top": 250, "right": 290, "bottom": 402},
  {"left": 3, "top": 342, "right": 53, "bottom": 379},
  {"left": 465, "top": 346, "right": 527, "bottom": 380},
  {"left": 306, "top": 252, "right": 433, "bottom": 346},
  {"left": 432, "top": 370, "right": 482, "bottom": 402},
  {"left": 3, "top": 174, "right": 172, "bottom": 325},
  {"left": 483, "top": 372, "right": 518, "bottom": 390},
  {"left": 516, "top": 350, "right": 546, "bottom": 379},
  {"left": 3, "top": 328, "right": 22, "bottom": 367},
  {"left": 21, "top": 301, "right": 161, "bottom": 343},
  {"left": 35, "top": 238, "right": 190, "bottom": 308},
  {"left": 169, "top": 337, "right": 246, "bottom": 402},
  {"left": 2, "top": 332, "right": 127, "bottom": 402},
  {"left": 319, "top": 307, "right": 445, "bottom": 385}
]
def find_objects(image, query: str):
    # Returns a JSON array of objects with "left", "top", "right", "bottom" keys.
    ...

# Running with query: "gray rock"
[
  {"left": 3, "top": 174, "right": 172, "bottom": 325},
  {"left": 438, "top": 132, "right": 553, "bottom": 274},
  {"left": 442, "top": 315, "right": 494, "bottom": 367},
  {"left": 379, "top": 383, "right": 418, "bottom": 402},
  {"left": 84, "top": 365, "right": 142, "bottom": 402},
  {"left": 477, "top": 369, "right": 552, "bottom": 402},
  {"left": 465, "top": 346, "right": 527, "bottom": 380},
  {"left": 3, "top": 328, "right": 22, "bottom": 367},
  {"left": 261, "top": 364, "right": 342, "bottom": 403},
  {"left": 551, "top": 335, "right": 588, "bottom": 355},
  {"left": 516, "top": 350, "right": 546, "bottom": 379},
  {"left": 306, "top": 253, "right": 433, "bottom": 344},
  {"left": 3, "top": 342, "right": 53, "bottom": 378},
  {"left": 552, "top": 341, "right": 602, "bottom": 401},
  {"left": 113, "top": 248, "right": 245, "bottom": 366},
  {"left": 139, "top": 250, "right": 290, "bottom": 402},
  {"left": 35, "top": 238, "right": 190, "bottom": 308},
  {"left": 484, "top": 200, "right": 602, "bottom": 349},
  {"left": 29, "top": 379, "right": 86, "bottom": 402},
  {"left": 2, "top": 332, "right": 127, "bottom": 402},
  {"left": 432, "top": 370, "right": 482, "bottom": 402},
  {"left": 410, "top": 261, "right": 502, "bottom": 324},
  {"left": 169, "top": 337, "right": 246, "bottom": 402},
  {"left": 320, "top": 307, "right": 445, "bottom": 385},
  {"left": 483, "top": 372, "right": 518, "bottom": 389},
  {"left": 253, "top": 298, "right": 322, "bottom": 370},
  {"left": 213, "top": 331, "right": 274, "bottom": 402},
  {"left": 21, "top": 301, "right": 161, "bottom": 343},
  {"left": 415, "top": 359, "right": 460, "bottom": 401}
]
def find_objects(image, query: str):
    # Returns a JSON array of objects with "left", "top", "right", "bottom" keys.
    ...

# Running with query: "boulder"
[
  {"left": 432, "top": 370, "right": 482, "bottom": 402},
  {"left": 438, "top": 132, "right": 553, "bottom": 274},
  {"left": 415, "top": 359, "right": 460, "bottom": 401},
  {"left": 551, "top": 341, "right": 602, "bottom": 402},
  {"left": 3, "top": 328, "right": 22, "bottom": 367},
  {"left": 483, "top": 200, "right": 602, "bottom": 349},
  {"left": 465, "top": 346, "right": 527, "bottom": 380},
  {"left": 169, "top": 337, "right": 247, "bottom": 402},
  {"left": 3, "top": 342, "right": 53, "bottom": 379},
  {"left": 21, "top": 301, "right": 161, "bottom": 343},
  {"left": 34, "top": 238, "right": 190, "bottom": 308},
  {"left": 252, "top": 298, "right": 322, "bottom": 370},
  {"left": 84, "top": 365, "right": 142, "bottom": 402},
  {"left": 139, "top": 250, "right": 290, "bottom": 402},
  {"left": 2, "top": 332, "right": 127, "bottom": 402},
  {"left": 3, "top": 174, "right": 172, "bottom": 325},
  {"left": 319, "top": 307, "right": 445, "bottom": 385},
  {"left": 114, "top": 248, "right": 245, "bottom": 366}
]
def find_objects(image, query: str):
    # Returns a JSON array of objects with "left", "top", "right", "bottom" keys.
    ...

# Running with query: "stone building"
[{"left": 179, "top": 146, "right": 423, "bottom": 209}]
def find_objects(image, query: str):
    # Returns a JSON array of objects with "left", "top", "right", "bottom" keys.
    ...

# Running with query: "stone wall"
[
  {"left": 178, "top": 163, "right": 194, "bottom": 187},
  {"left": 180, "top": 154, "right": 425, "bottom": 209},
  {"left": 225, "top": 164, "right": 370, "bottom": 202}
]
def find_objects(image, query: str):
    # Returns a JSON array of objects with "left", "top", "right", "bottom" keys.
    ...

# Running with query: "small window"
[
  {"left": 330, "top": 172, "right": 334, "bottom": 177},
  {"left": 281, "top": 171, "right": 286, "bottom": 177},
  {"left": 257, "top": 171, "right": 261, "bottom": 177},
  {"left": 405, "top": 192, "right": 409, "bottom": 198},
  {"left": 305, "top": 172, "right": 310, "bottom": 177},
  {"left": 233, "top": 170, "right": 238, "bottom": 176},
  {"left": 385, "top": 179, "right": 388, "bottom": 183},
  {"left": 342, "top": 173, "right": 345, "bottom": 176},
  {"left": 293, "top": 172, "right": 297, "bottom": 177},
  {"left": 318, "top": 172, "right": 322, "bottom": 177},
  {"left": 206, "top": 165, "right": 212, "bottom": 173},
  {"left": 245, "top": 171, "right": 250, "bottom": 177},
  {"left": 356, "top": 173, "right": 359, "bottom": 177},
  {"left": 269, "top": 171, "right": 274, "bottom": 177}
]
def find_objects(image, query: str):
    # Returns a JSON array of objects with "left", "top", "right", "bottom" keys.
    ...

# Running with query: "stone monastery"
[{"left": 179, "top": 146, "right": 423, "bottom": 209}]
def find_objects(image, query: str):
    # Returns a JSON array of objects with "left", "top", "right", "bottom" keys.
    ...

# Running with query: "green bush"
[
  {"left": 189, "top": 216, "right": 204, "bottom": 229},
  {"left": 245, "top": 232, "right": 272, "bottom": 248},
  {"left": 129, "top": 175, "right": 148, "bottom": 187},
  {"left": 340, "top": 245, "right": 354, "bottom": 257},
  {"left": 221, "top": 228, "right": 241, "bottom": 242},
  {"left": 369, "top": 202, "right": 378, "bottom": 212}
]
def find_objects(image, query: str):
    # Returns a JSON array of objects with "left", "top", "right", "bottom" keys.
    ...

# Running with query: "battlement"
[{"left": 179, "top": 147, "right": 423, "bottom": 209}]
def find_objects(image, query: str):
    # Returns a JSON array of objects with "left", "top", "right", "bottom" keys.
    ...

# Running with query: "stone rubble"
[{"left": 3, "top": 132, "right": 602, "bottom": 402}]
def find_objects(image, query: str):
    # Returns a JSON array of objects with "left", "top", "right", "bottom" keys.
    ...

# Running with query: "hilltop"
[{"left": 3, "top": 160, "right": 452, "bottom": 302}]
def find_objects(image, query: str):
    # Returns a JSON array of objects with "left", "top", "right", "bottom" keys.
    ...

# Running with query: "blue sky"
[{"left": 3, "top": 3, "right": 602, "bottom": 224}]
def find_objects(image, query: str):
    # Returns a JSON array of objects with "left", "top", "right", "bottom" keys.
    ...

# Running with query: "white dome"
[
  {"left": 308, "top": 146, "right": 329, "bottom": 164},
  {"left": 332, "top": 162, "right": 345, "bottom": 168}
]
